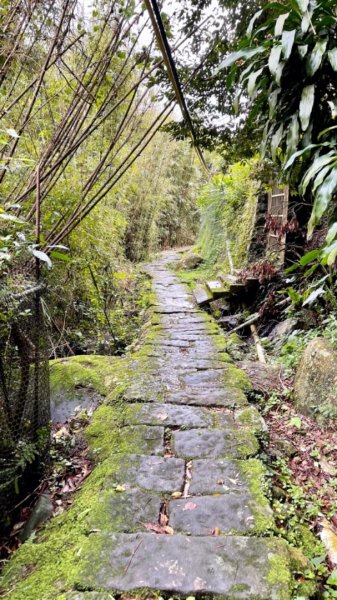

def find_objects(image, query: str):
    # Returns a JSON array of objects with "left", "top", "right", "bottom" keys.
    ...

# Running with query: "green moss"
[
  {"left": 221, "top": 363, "right": 252, "bottom": 391},
  {"left": 239, "top": 459, "right": 274, "bottom": 533},
  {"left": 266, "top": 543, "right": 293, "bottom": 600},
  {"left": 231, "top": 428, "right": 259, "bottom": 458},
  {"left": 50, "top": 355, "right": 117, "bottom": 397},
  {"left": 235, "top": 406, "right": 267, "bottom": 435}
]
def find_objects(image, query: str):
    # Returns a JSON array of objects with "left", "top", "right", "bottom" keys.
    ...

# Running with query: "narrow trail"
[{"left": 78, "top": 250, "right": 292, "bottom": 598}]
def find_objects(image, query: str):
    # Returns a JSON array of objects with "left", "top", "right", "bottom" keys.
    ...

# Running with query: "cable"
[{"left": 144, "top": 0, "right": 209, "bottom": 174}]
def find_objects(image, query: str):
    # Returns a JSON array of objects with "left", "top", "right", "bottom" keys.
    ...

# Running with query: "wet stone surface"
[
  {"left": 72, "top": 250, "right": 292, "bottom": 598},
  {"left": 79, "top": 533, "right": 291, "bottom": 599},
  {"left": 126, "top": 402, "right": 213, "bottom": 428},
  {"left": 172, "top": 428, "right": 259, "bottom": 459},
  {"left": 169, "top": 494, "right": 259, "bottom": 535}
]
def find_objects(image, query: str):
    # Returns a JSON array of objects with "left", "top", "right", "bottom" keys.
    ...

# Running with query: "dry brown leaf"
[
  {"left": 163, "top": 525, "right": 174, "bottom": 535},
  {"left": 159, "top": 513, "right": 168, "bottom": 526},
  {"left": 143, "top": 522, "right": 174, "bottom": 535},
  {"left": 212, "top": 527, "right": 220, "bottom": 536}
]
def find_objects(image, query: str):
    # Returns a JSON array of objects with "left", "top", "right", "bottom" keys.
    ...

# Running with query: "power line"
[{"left": 144, "top": 0, "right": 209, "bottom": 174}]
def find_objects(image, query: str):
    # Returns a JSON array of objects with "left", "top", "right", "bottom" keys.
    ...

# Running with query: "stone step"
[
  {"left": 205, "top": 279, "right": 229, "bottom": 298},
  {"left": 78, "top": 533, "right": 291, "bottom": 599},
  {"left": 193, "top": 284, "right": 213, "bottom": 306}
]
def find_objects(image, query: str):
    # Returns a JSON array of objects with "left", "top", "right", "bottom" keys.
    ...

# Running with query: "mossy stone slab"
[
  {"left": 169, "top": 494, "right": 271, "bottom": 535},
  {"left": 117, "top": 426, "right": 164, "bottom": 455},
  {"left": 104, "top": 455, "right": 185, "bottom": 493},
  {"left": 189, "top": 458, "right": 254, "bottom": 494},
  {"left": 165, "top": 387, "right": 247, "bottom": 407},
  {"left": 89, "top": 488, "right": 161, "bottom": 533},
  {"left": 172, "top": 428, "right": 259, "bottom": 459},
  {"left": 125, "top": 402, "right": 213, "bottom": 428},
  {"left": 79, "top": 533, "right": 292, "bottom": 599}
]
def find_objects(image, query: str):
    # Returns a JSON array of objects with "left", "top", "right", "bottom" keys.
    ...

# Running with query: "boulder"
[
  {"left": 268, "top": 318, "right": 298, "bottom": 348},
  {"left": 176, "top": 252, "right": 203, "bottom": 270},
  {"left": 294, "top": 337, "right": 337, "bottom": 418},
  {"left": 20, "top": 494, "right": 54, "bottom": 541}
]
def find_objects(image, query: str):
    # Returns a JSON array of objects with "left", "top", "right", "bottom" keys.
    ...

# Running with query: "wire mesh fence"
[{"left": 0, "top": 282, "right": 50, "bottom": 530}]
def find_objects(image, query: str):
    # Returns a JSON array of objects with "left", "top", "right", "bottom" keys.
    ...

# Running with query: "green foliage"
[
  {"left": 223, "top": 0, "right": 337, "bottom": 253},
  {"left": 197, "top": 157, "right": 261, "bottom": 270}
]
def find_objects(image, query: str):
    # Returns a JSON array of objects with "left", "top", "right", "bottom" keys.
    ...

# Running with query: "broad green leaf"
[
  {"left": 247, "top": 9, "right": 263, "bottom": 37},
  {"left": 0, "top": 213, "right": 24, "bottom": 224},
  {"left": 299, "top": 85, "right": 315, "bottom": 131},
  {"left": 247, "top": 67, "right": 263, "bottom": 97},
  {"left": 300, "top": 153, "right": 336, "bottom": 194},
  {"left": 326, "top": 223, "right": 337, "bottom": 245},
  {"left": 318, "top": 125, "right": 337, "bottom": 139},
  {"left": 312, "top": 164, "right": 334, "bottom": 194},
  {"left": 286, "top": 114, "right": 299, "bottom": 157},
  {"left": 299, "top": 249, "right": 320, "bottom": 266},
  {"left": 306, "top": 39, "right": 328, "bottom": 76},
  {"left": 303, "top": 287, "right": 325, "bottom": 306},
  {"left": 322, "top": 240, "right": 337, "bottom": 262},
  {"left": 283, "top": 144, "right": 317, "bottom": 170},
  {"left": 308, "top": 168, "right": 337, "bottom": 235},
  {"left": 298, "top": 45, "right": 308, "bottom": 58},
  {"left": 295, "top": 0, "right": 309, "bottom": 13},
  {"left": 301, "top": 12, "right": 311, "bottom": 33},
  {"left": 215, "top": 47, "right": 265, "bottom": 72},
  {"left": 275, "top": 13, "right": 289, "bottom": 36},
  {"left": 328, "top": 48, "right": 337, "bottom": 71},
  {"left": 271, "top": 124, "right": 284, "bottom": 160},
  {"left": 268, "top": 45, "right": 284, "bottom": 84},
  {"left": 32, "top": 249, "right": 52, "bottom": 269},
  {"left": 282, "top": 30, "right": 296, "bottom": 60},
  {"left": 268, "top": 88, "right": 279, "bottom": 118}
]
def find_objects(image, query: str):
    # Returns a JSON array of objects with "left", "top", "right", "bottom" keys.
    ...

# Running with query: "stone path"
[{"left": 76, "top": 251, "right": 292, "bottom": 599}]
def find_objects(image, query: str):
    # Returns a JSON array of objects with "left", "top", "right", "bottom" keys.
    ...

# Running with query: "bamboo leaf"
[
  {"left": 306, "top": 39, "right": 328, "bottom": 76},
  {"left": 282, "top": 30, "right": 296, "bottom": 60},
  {"left": 299, "top": 84, "right": 315, "bottom": 131},
  {"left": 299, "top": 249, "right": 320, "bottom": 266},
  {"left": 283, "top": 144, "right": 317, "bottom": 170},
  {"left": 301, "top": 12, "right": 310, "bottom": 33}
]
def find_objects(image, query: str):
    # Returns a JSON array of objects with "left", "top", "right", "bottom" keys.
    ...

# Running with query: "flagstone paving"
[
  {"left": 73, "top": 250, "right": 292, "bottom": 599},
  {"left": 1, "top": 250, "right": 293, "bottom": 599}
]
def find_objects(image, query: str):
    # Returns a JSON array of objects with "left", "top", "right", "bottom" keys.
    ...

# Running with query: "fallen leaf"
[
  {"left": 159, "top": 513, "right": 168, "bottom": 526},
  {"left": 183, "top": 502, "right": 197, "bottom": 511},
  {"left": 212, "top": 527, "right": 220, "bottom": 536},
  {"left": 163, "top": 525, "right": 174, "bottom": 535},
  {"left": 171, "top": 491, "right": 182, "bottom": 498},
  {"left": 143, "top": 522, "right": 174, "bottom": 535}
]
